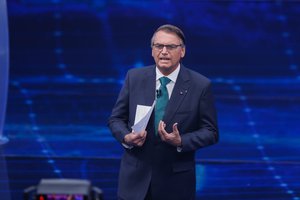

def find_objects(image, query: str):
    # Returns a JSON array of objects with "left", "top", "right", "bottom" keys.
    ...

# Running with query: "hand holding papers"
[{"left": 132, "top": 101, "right": 156, "bottom": 134}]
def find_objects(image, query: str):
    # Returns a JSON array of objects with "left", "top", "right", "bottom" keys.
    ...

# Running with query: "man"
[{"left": 108, "top": 24, "right": 219, "bottom": 200}]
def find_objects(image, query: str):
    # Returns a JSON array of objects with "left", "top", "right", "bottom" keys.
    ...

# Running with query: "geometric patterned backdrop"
[{"left": 2, "top": 1, "right": 300, "bottom": 199}]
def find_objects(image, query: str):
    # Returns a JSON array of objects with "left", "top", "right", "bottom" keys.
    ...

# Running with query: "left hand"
[
  {"left": 158, "top": 121, "right": 182, "bottom": 147},
  {"left": 124, "top": 130, "right": 147, "bottom": 147}
]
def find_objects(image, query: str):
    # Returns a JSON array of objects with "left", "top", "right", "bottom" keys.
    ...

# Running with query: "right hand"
[{"left": 124, "top": 130, "right": 147, "bottom": 147}]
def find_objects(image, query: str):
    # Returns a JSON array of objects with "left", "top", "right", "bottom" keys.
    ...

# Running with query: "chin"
[
  {"left": 158, "top": 66, "right": 173, "bottom": 75},
  {"left": 158, "top": 65, "right": 171, "bottom": 70}
]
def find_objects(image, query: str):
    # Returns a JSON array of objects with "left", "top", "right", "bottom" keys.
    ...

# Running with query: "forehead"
[{"left": 153, "top": 30, "right": 182, "bottom": 44}]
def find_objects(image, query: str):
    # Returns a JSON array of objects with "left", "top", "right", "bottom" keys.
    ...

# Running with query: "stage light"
[{"left": 24, "top": 179, "right": 103, "bottom": 200}]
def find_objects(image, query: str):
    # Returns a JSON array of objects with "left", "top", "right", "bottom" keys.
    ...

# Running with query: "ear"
[{"left": 181, "top": 47, "right": 186, "bottom": 58}]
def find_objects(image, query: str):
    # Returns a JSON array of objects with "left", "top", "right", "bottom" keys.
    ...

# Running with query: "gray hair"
[{"left": 151, "top": 24, "right": 186, "bottom": 47}]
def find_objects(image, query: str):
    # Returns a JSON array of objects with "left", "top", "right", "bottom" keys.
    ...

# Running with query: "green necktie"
[{"left": 155, "top": 77, "right": 171, "bottom": 135}]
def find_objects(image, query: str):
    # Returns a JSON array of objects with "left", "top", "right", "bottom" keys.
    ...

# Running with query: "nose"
[{"left": 161, "top": 46, "right": 168, "bottom": 54}]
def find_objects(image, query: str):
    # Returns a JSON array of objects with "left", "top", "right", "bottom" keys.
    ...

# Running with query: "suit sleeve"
[
  {"left": 108, "top": 72, "right": 131, "bottom": 144},
  {"left": 181, "top": 81, "right": 219, "bottom": 152}
]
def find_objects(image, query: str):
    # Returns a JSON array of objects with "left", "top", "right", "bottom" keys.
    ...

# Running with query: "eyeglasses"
[{"left": 152, "top": 43, "right": 183, "bottom": 51}]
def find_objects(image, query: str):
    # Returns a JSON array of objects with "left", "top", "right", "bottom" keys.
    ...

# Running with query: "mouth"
[{"left": 159, "top": 57, "right": 170, "bottom": 61}]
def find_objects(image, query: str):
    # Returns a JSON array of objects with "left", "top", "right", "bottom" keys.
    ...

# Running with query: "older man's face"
[{"left": 152, "top": 31, "right": 185, "bottom": 75}]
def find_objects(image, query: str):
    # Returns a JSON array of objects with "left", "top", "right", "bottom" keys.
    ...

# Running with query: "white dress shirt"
[{"left": 155, "top": 64, "right": 180, "bottom": 99}]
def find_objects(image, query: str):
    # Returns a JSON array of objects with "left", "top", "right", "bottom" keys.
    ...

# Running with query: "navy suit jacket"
[{"left": 108, "top": 65, "right": 219, "bottom": 200}]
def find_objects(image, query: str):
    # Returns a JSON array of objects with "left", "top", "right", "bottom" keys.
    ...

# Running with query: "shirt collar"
[{"left": 156, "top": 64, "right": 180, "bottom": 83}]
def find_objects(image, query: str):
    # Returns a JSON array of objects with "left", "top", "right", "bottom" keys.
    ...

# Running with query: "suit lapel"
[
  {"left": 141, "top": 66, "right": 156, "bottom": 140},
  {"left": 163, "top": 66, "right": 190, "bottom": 123},
  {"left": 142, "top": 66, "right": 156, "bottom": 105}
]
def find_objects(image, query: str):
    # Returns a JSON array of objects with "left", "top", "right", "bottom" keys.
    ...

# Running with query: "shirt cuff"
[{"left": 122, "top": 142, "right": 133, "bottom": 149}]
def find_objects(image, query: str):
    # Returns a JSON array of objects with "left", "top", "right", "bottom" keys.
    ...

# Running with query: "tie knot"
[{"left": 159, "top": 77, "right": 171, "bottom": 86}]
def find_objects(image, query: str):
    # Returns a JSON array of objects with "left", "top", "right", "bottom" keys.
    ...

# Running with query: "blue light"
[
  {"left": 280, "top": 183, "right": 288, "bottom": 187},
  {"left": 29, "top": 113, "right": 36, "bottom": 118},
  {"left": 53, "top": 31, "right": 62, "bottom": 37},
  {"left": 282, "top": 32, "right": 290, "bottom": 38},
  {"left": 290, "top": 64, "right": 298, "bottom": 70},
  {"left": 233, "top": 86, "right": 241, "bottom": 91},
  {"left": 268, "top": 166, "right": 274, "bottom": 171},
  {"left": 55, "top": 48, "right": 63, "bottom": 54},
  {"left": 244, "top": 108, "right": 251, "bottom": 113},
  {"left": 134, "top": 61, "right": 144, "bottom": 68},
  {"left": 262, "top": 157, "right": 270, "bottom": 161},
  {"left": 240, "top": 96, "right": 247, "bottom": 101},
  {"left": 65, "top": 74, "right": 74, "bottom": 79},
  {"left": 257, "top": 145, "right": 264, "bottom": 150},
  {"left": 195, "top": 164, "right": 205, "bottom": 191},
  {"left": 215, "top": 78, "right": 224, "bottom": 83},
  {"left": 32, "top": 126, "right": 40, "bottom": 131},
  {"left": 274, "top": 176, "right": 281, "bottom": 180},
  {"left": 58, "top": 63, "right": 66, "bottom": 69},
  {"left": 37, "top": 137, "right": 45, "bottom": 142},
  {"left": 25, "top": 100, "right": 33, "bottom": 105},
  {"left": 248, "top": 121, "right": 255, "bottom": 126},
  {"left": 21, "top": 89, "right": 28, "bottom": 94},
  {"left": 285, "top": 49, "right": 294, "bottom": 55},
  {"left": 277, "top": 15, "right": 287, "bottom": 21},
  {"left": 42, "top": 150, "right": 49, "bottom": 154}
]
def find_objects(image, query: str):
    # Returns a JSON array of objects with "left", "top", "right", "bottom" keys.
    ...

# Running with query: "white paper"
[
  {"left": 134, "top": 105, "right": 151, "bottom": 125},
  {"left": 132, "top": 100, "right": 156, "bottom": 134}
]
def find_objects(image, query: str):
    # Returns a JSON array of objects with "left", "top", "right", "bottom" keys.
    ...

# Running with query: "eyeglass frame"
[{"left": 152, "top": 43, "right": 184, "bottom": 51}]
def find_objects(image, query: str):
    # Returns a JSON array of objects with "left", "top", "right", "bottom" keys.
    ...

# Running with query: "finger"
[
  {"left": 142, "top": 130, "right": 147, "bottom": 140},
  {"left": 124, "top": 132, "right": 136, "bottom": 144},
  {"left": 133, "top": 131, "right": 145, "bottom": 140},
  {"left": 131, "top": 134, "right": 143, "bottom": 144},
  {"left": 157, "top": 120, "right": 162, "bottom": 132},
  {"left": 132, "top": 139, "right": 142, "bottom": 146},
  {"left": 136, "top": 132, "right": 147, "bottom": 140},
  {"left": 138, "top": 131, "right": 147, "bottom": 142},
  {"left": 160, "top": 121, "right": 168, "bottom": 135},
  {"left": 136, "top": 137, "right": 146, "bottom": 146},
  {"left": 158, "top": 121, "right": 165, "bottom": 140},
  {"left": 141, "top": 130, "right": 147, "bottom": 138},
  {"left": 160, "top": 121, "right": 170, "bottom": 141},
  {"left": 157, "top": 121, "right": 162, "bottom": 133},
  {"left": 137, "top": 141, "right": 143, "bottom": 147}
]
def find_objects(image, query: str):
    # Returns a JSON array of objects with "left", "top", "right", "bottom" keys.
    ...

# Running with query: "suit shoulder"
[{"left": 185, "top": 67, "right": 211, "bottom": 85}]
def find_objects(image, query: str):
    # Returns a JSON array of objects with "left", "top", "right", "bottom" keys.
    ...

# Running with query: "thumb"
[
  {"left": 173, "top": 123, "right": 179, "bottom": 133},
  {"left": 143, "top": 130, "right": 147, "bottom": 138}
]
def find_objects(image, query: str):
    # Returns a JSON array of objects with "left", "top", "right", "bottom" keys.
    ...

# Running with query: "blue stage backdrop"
[{"left": 3, "top": 1, "right": 300, "bottom": 200}]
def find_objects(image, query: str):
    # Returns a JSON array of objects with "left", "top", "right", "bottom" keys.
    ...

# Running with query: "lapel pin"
[{"left": 180, "top": 90, "right": 188, "bottom": 95}]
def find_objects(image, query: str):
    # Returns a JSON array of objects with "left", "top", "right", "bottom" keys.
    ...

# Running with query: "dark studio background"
[{"left": 1, "top": 0, "right": 300, "bottom": 199}]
